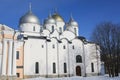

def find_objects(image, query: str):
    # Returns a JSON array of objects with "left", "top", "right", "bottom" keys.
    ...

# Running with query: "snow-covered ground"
[{"left": 24, "top": 76, "right": 120, "bottom": 80}]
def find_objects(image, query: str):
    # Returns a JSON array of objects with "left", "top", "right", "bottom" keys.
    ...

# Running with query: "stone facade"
[{"left": 0, "top": 9, "right": 103, "bottom": 79}]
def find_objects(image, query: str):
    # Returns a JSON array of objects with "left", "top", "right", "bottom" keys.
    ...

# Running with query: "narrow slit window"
[
  {"left": 35, "top": 62, "right": 39, "bottom": 74},
  {"left": 59, "top": 27, "right": 62, "bottom": 33},
  {"left": 16, "top": 51, "right": 19, "bottom": 59},
  {"left": 64, "top": 63, "right": 67, "bottom": 73},
  {"left": 91, "top": 63, "right": 94, "bottom": 72},
  {"left": 52, "top": 26, "right": 54, "bottom": 32},
  {"left": 42, "top": 45, "right": 44, "bottom": 48},
  {"left": 72, "top": 45, "right": 74, "bottom": 49},
  {"left": 53, "top": 63, "right": 56, "bottom": 73},
  {"left": 63, "top": 45, "right": 66, "bottom": 49},
  {"left": 33, "top": 26, "right": 35, "bottom": 31},
  {"left": 74, "top": 28, "right": 76, "bottom": 35},
  {"left": 53, "top": 44, "right": 55, "bottom": 48}
]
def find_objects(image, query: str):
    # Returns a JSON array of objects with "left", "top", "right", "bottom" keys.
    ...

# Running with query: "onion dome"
[
  {"left": 19, "top": 11, "right": 40, "bottom": 25},
  {"left": 52, "top": 13, "right": 64, "bottom": 22},
  {"left": 44, "top": 14, "right": 56, "bottom": 24},
  {"left": 68, "top": 15, "right": 78, "bottom": 27}
]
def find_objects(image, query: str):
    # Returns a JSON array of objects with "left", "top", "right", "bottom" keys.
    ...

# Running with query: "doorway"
[{"left": 76, "top": 66, "right": 81, "bottom": 76}]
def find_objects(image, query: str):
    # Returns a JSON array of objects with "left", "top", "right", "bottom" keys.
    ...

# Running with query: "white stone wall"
[
  {"left": 68, "top": 43, "right": 75, "bottom": 76},
  {"left": 84, "top": 43, "right": 101, "bottom": 76},
  {"left": 16, "top": 27, "right": 101, "bottom": 77},
  {"left": 72, "top": 39, "right": 85, "bottom": 76},
  {"left": 60, "top": 31, "right": 75, "bottom": 41},
  {"left": 24, "top": 38, "right": 47, "bottom": 75},
  {"left": 0, "top": 14, "right": 103, "bottom": 79},
  {"left": 58, "top": 39, "right": 69, "bottom": 75},
  {"left": 0, "top": 55, "right": 2, "bottom": 75},
  {"left": 47, "top": 38, "right": 58, "bottom": 76},
  {"left": 20, "top": 23, "right": 41, "bottom": 33}
]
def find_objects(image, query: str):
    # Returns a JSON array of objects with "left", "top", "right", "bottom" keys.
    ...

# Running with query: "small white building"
[{"left": 0, "top": 8, "right": 103, "bottom": 79}]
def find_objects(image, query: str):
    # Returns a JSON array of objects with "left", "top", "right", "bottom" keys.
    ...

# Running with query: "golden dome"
[{"left": 52, "top": 13, "right": 64, "bottom": 22}]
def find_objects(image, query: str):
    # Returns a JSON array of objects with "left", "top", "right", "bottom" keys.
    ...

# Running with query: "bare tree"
[{"left": 91, "top": 22, "right": 120, "bottom": 77}]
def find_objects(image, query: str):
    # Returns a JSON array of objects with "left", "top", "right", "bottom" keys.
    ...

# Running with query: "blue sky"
[{"left": 0, "top": 0, "right": 120, "bottom": 40}]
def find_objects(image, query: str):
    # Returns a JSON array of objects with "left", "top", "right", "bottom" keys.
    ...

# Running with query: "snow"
[{"left": 24, "top": 76, "right": 120, "bottom": 80}]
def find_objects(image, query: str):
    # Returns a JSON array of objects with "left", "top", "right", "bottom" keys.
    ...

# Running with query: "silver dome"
[
  {"left": 68, "top": 17, "right": 78, "bottom": 27},
  {"left": 69, "top": 21, "right": 78, "bottom": 26},
  {"left": 19, "top": 11, "right": 40, "bottom": 25},
  {"left": 44, "top": 14, "right": 56, "bottom": 24}
]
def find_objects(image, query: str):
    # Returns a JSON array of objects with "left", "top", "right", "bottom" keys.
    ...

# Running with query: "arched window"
[
  {"left": 16, "top": 51, "right": 19, "bottom": 59},
  {"left": 53, "top": 63, "right": 56, "bottom": 73},
  {"left": 44, "top": 26, "right": 46, "bottom": 29},
  {"left": 59, "top": 27, "right": 62, "bottom": 33},
  {"left": 72, "top": 45, "right": 74, "bottom": 49},
  {"left": 35, "top": 62, "right": 39, "bottom": 74},
  {"left": 64, "top": 63, "right": 67, "bottom": 73},
  {"left": 41, "top": 45, "right": 44, "bottom": 48},
  {"left": 33, "top": 26, "right": 35, "bottom": 31},
  {"left": 52, "top": 26, "right": 54, "bottom": 32},
  {"left": 76, "top": 55, "right": 82, "bottom": 63},
  {"left": 74, "top": 28, "right": 77, "bottom": 35},
  {"left": 40, "top": 27, "right": 43, "bottom": 32},
  {"left": 91, "top": 63, "right": 94, "bottom": 72},
  {"left": 52, "top": 44, "right": 55, "bottom": 48},
  {"left": 63, "top": 45, "right": 66, "bottom": 49}
]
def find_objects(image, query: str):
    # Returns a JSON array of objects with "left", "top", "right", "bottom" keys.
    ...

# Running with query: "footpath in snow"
[{"left": 24, "top": 76, "right": 120, "bottom": 80}]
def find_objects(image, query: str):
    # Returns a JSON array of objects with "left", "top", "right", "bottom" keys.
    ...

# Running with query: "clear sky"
[{"left": 0, "top": 0, "right": 120, "bottom": 40}]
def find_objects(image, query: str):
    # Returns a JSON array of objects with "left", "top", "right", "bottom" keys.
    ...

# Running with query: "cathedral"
[{"left": 0, "top": 7, "right": 102, "bottom": 79}]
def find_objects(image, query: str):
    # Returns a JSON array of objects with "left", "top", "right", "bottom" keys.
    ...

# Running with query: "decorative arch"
[{"left": 61, "top": 30, "right": 76, "bottom": 41}]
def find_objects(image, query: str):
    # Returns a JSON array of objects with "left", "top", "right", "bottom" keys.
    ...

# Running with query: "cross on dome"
[
  {"left": 70, "top": 13, "right": 74, "bottom": 21},
  {"left": 54, "top": 8, "right": 58, "bottom": 14},
  {"left": 48, "top": 11, "right": 52, "bottom": 18},
  {"left": 29, "top": 2, "right": 32, "bottom": 12}
]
